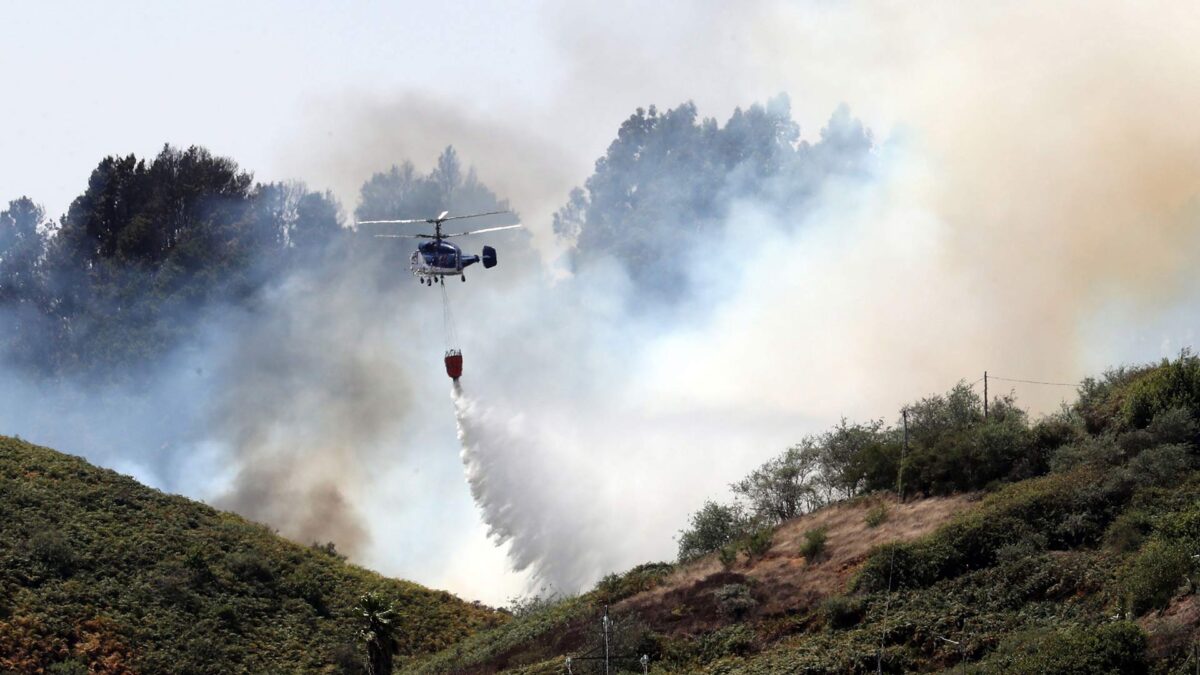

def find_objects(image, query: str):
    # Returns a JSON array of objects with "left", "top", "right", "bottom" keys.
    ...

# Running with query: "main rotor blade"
[
  {"left": 438, "top": 210, "right": 513, "bottom": 223},
  {"left": 373, "top": 233, "right": 435, "bottom": 239},
  {"left": 441, "top": 224, "right": 524, "bottom": 237},
  {"left": 357, "top": 218, "right": 429, "bottom": 225}
]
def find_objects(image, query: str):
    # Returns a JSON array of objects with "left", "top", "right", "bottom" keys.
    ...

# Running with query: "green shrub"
[
  {"left": 1105, "top": 509, "right": 1153, "bottom": 553},
  {"left": 800, "top": 526, "right": 828, "bottom": 562},
  {"left": 1076, "top": 366, "right": 1153, "bottom": 434},
  {"left": 715, "top": 583, "right": 757, "bottom": 620},
  {"left": 1123, "top": 538, "right": 1193, "bottom": 614},
  {"left": 226, "top": 550, "right": 275, "bottom": 584},
  {"left": 1050, "top": 435, "right": 1123, "bottom": 473},
  {"left": 855, "top": 469, "right": 1129, "bottom": 592},
  {"left": 742, "top": 528, "right": 773, "bottom": 559},
  {"left": 821, "top": 595, "right": 867, "bottom": 630},
  {"left": 1126, "top": 443, "right": 1195, "bottom": 488},
  {"left": 46, "top": 661, "right": 88, "bottom": 675},
  {"left": 718, "top": 545, "right": 738, "bottom": 569},
  {"left": 677, "top": 501, "right": 749, "bottom": 562},
  {"left": 29, "top": 530, "right": 77, "bottom": 577},
  {"left": 983, "top": 622, "right": 1149, "bottom": 674},
  {"left": 694, "top": 624, "right": 756, "bottom": 663},
  {"left": 506, "top": 590, "right": 567, "bottom": 618},
  {"left": 593, "top": 562, "right": 673, "bottom": 604},
  {"left": 1122, "top": 352, "right": 1200, "bottom": 430},
  {"left": 864, "top": 502, "right": 888, "bottom": 528},
  {"left": 1146, "top": 406, "right": 1199, "bottom": 445}
]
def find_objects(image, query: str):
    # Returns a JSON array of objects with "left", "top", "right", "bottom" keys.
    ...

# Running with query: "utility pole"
[
  {"left": 900, "top": 408, "right": 908, "bottom": 500},
  {"left": 983, "top": 371, "right": 988, "bottom": 421},
  {"left": 603, "top": 605, "right": 611, "bottom": 675}
]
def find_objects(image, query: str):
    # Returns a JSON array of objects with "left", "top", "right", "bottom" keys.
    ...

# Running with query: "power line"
[{"left": 987, "top": 375, "right": 1080, "bottom": 388}]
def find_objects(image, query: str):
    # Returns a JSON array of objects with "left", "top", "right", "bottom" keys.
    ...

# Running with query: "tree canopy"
[{"left": 553, "top": 95, "right": 873, "bottom": 299}]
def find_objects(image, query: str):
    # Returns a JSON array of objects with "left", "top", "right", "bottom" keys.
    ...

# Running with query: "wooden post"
[
  {"left": 900, "top": 409, "right": 908, "bottom": 500},
  {"left": 983, "top": 371, "right": 988, "bottom": 421}
]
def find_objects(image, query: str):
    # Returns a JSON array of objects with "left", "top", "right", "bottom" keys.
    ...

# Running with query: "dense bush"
[
  {"left": 1122, "top": 538, "right": 1193, "bottom": 614},
  {"left": 714, "top": 584, "right": 757, "bottom": 620},
  {"left": 854, "top": 469, "right": 1130, "bottom": 592},
  {"left": 677, "top": 501, "right": 749, "bottom": 561},
  {"left": 592, "top": 562, "right": 674, "bottom": 605},
  {"left": 821, "top": 595, "right": 867, "bottom": 630},
  {"left": 864, "top": 502, "right": 888, "bottom": 528},
  {"left": 1122, "top": 353, "right": 1200, "bottom": 430},
  {"left": 741, "top": 529, "right": 773, "bottom": 560},
  {"left": 799, "top": 526, "right": 828, "bottom": 563},
  {"left": 1125, "top": 443, "right": 1195, "bottom": 488},
  {"left": 982, "top": 622, "right": 1149, "bottom": 674},
  {"left": 731, "top": 444, "right": 826, "bottom": 524}
]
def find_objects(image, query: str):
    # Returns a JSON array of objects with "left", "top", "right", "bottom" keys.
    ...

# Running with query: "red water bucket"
[{"left": 444, "top": 350, "right": 463, "bottom": 379}]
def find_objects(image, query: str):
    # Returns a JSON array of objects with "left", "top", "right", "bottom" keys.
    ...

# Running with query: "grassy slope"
[
  {"left": 408, "top": 468, "right": 1200, "bottom": 674},
  {"left": 0, "top": 436, "right": 507, "bottom": 675}
]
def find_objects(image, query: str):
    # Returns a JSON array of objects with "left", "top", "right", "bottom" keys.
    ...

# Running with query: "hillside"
[
  {"left": 404, "top": 475, "right": 1199, "bottom": 674},
  {"left": 404, "top": 357, "right": 1200, "bottom": 674},
  {"left": 0, "top": 436, "right": 506, "bottom": 674}
]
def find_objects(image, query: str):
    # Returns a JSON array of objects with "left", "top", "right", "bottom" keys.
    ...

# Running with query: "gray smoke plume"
[{"left": 204, "top": 260, "right": 414, "bottom": 556}]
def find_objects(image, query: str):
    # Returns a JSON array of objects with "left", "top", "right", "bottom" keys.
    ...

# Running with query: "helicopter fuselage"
[{"left": 411, "top": 240, "right": 493, "bottom": 280}]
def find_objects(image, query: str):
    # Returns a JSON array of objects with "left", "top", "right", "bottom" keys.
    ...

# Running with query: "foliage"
[
  {"left": 900, "top": 384, "right": 1041, "bottom": 495},
  {"left": 0, "top": 146, "right": 349, "bottom": 378},
  {"left": 981, "top": 622, "right": 1149, "bottom": 674},
  {"left": 731, "top": 443, "right": 826, "bottom": 525},
  {"left": 1104, "top": 508, "right": 1154, "bottom": 553},
  {"left": 816, "top": 418, "right": 889, "bottom": 499},
  {"left": 714, "top": 584, "right": 757, "bottom": 620},
  {"left": 864, "top": 502, "right": 889, "bottom": 528},
  {"left": 506, "top": 589, "right": 570, "bottom": 620},
  {"left": 717, "top": 546, "right": 738, "bottom": 570},
  {"left": 1122, "top": 352, "right": 1200, "bottom": 430},
  {"left": 799, "top": 526, "right": 828, "bottom": 563},
  {"left": 677, "top": 501, "right": 750, "bottom": 562},
  {"left": 0, "top": 143, "right": 521, "bottom": 383},
  {"left": 554, "top": 97, "right": 872, "bottom": 301},
  {"left": 0, "top": 436, "right": 503, "bottom": 674},
  {"left": 854, "top": 468, "right": 1131, "bottom": 592},
  {"left": 1121, "top": 538, "right": 1194, "bottom": 614},
  {"left": 592, "top": 563, "right": 674, "bottom": 605},
  {"left": 355, "top": 592, "right": 399, "bottom": 675},
  {"left": 741, "top": 529, "right": 773, "bottom": 560},
  {"left": 355, "top": 147, "right": 511, "bottom": 225},
  {"left": 821, "top": 595, "right": 867, "bottom": 630}
]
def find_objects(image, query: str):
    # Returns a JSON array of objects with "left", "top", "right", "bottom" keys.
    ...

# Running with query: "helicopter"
[{"left": 357, "top": 210, "right": 522, "bottom": 286}]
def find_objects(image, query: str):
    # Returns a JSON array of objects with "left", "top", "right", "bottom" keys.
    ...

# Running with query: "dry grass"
[{"left": 617, "top": 493, "right": 975, "bottom": 632}]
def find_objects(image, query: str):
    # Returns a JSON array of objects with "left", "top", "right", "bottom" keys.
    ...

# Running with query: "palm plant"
[{"left": 355, "top": 592, "right": 399, "bottom": 675}]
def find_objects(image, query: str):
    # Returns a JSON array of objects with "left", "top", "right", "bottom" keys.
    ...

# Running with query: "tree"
[
  {"left": 731, "top": 441, "right": 825, "bottom": 525},
  {"left": 354, "top": 592, "right": 399, "bottom": 675},
  {"left": 817, "top": 418, "right": 887, "bottom": 499},
  {"left": 355, "top": 148, "right": 511, "bottom": 222},
  {"left": 0, "top": 197, "right": 48, "bottom": 304},
  {"left": 554, "top": 96, "right": 874, "bottom": 301},
  {"left": 354, "top": 162, "right": 440, "bottom": 222},
  {"left": 677, "top": 501, "right": 748, "bottom": 561}
]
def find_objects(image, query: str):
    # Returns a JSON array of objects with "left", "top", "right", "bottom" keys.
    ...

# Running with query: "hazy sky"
[
  {"left": 2, "top": 2, "right": 547, "bottom": 215},
  {"left": 3, "top": 2, "right": 785, "bottom": 229}
]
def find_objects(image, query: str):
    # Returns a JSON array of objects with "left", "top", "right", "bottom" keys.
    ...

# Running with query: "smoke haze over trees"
[
  {"left": 0, "top": 145, "right": 344, "bottom": 379},
  {"left": 0, "top": 95, "right": 883, "bottom": 593},
  {"left": 553, "top": 95, "right": 871, "bottom": 300}
]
